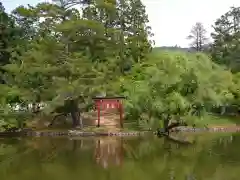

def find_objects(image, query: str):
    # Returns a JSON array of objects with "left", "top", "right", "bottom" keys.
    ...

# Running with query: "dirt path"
[{"left": 84, "top": 109, "right": 121, "bottom": 131}]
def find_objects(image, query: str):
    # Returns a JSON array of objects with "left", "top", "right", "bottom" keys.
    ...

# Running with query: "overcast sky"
[{"left": 2, "top": 0, "right": 240, "bottom": 47}]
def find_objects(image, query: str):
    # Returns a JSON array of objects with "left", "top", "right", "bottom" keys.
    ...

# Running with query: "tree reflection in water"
[{"left": 0, "top": 133, "right": 239, "bottom": 180}]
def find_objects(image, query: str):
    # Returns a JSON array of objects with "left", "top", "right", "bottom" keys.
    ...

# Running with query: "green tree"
[
  {"left": 2, "top": 2, "right": 108, "bottom": 128},
  {"left": 0, "top": 0, "right": 154, "bottom": 129},
  {"left": 121, "top": 50, "right": 233, "bottom": 129},
  {"left": 0, "top": 2, "right": 21, "bottom": 84},
  {"left": 211, "top": 7, "right": 240, "bottom": 72}
]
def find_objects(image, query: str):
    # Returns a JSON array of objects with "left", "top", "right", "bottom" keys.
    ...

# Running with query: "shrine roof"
[{"left": 92, "top": 96, "right": 125, "bottom": 100}]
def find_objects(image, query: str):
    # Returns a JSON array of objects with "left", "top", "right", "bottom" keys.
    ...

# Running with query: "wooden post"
[
  {"left": 119, "top": 100, "right": 123, "bottom": 128},
  {"left": 97, "top": 100, "right": 100, "bottom": 127}
]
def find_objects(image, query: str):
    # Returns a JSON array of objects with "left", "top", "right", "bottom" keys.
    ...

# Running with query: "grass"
[
  {"left": 194, "top": 114, "right": 240, "bottom": 127},
  {"left": 82, "top": 114, "right": 240, "bottom": 131},
  {"left": 25, "top": 113, "right": 240, "bottom": 133}
]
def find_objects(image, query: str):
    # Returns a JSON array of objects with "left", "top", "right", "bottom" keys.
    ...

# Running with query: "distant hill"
[
  {"left": 153, "top": 46, "right": 191, "bottom": 52},
  {"left": 153, "top": 45, "right": 211, "bottom": 53}
]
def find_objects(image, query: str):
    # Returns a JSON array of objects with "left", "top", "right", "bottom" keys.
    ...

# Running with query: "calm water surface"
[{"left": 0, "top": 133, "right": 240, "bottom": 180}]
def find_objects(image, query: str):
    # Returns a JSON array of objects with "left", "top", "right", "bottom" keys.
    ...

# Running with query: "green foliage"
[
  {"left": 0, "top": 1, "right": 239, "bottom": 130},
  {"left": 121, "top": 51, "right": 234, "bottom": 128},
  {"left": 0, "top": 0, "right": 153, "bottom": 129},
  {"left": 211, "top": 7, "right": 240, "bottom": 72},
  {"left": 209, "top": 6, "right": 240, "bottom": 115}
]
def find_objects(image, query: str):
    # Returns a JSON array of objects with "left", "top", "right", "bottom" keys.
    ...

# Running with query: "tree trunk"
[
  {"left": 69, "top": 99, "right": 83, "bottom": 129},
  {"left": 48, "top": 113, "right": 67, "bottom": 127},
  {"left": 70, "top": 110, "right": 79, "bottom": 128},
  {"left": 163, "top": 114, "right": 170, "bottom": 134},
  {"left": 220, "top": 105, "right": 226, "bottom": 115}
]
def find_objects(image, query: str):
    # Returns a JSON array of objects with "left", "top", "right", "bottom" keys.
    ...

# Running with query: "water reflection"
[
  {"left": 95, "top": 137, "right": 123, "bottom": 168},
  {"left": 0, "top": 133, "right": 240, "bottom": 180}
]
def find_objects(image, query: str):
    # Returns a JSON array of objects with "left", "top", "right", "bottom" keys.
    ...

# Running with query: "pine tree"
[
  {"left": 211, "top": 7, "right": 240, "bottom": 72},
  {"left": 0, "top": 3, "right": 15, "bottom": 81},
  {"left": 116, "top": 0, "right": 153, "bottom": 70}
]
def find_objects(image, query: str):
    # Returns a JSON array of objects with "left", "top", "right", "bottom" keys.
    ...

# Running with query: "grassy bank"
[{"left": 193, "top": 114, "right": 240, "bottom": 127}]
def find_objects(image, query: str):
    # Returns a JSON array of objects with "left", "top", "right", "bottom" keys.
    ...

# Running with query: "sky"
[{"left": 2, "top": 0, "right": 240, "bottom": 47}]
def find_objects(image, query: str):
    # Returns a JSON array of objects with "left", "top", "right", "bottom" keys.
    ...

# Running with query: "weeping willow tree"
[{"left": 121, "top": 50, "right": 234, "bottom": 129}]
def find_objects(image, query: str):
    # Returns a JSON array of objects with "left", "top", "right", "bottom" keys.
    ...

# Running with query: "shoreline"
[{"left": 1, "top": 126, "right": 240, "bottom": 137}]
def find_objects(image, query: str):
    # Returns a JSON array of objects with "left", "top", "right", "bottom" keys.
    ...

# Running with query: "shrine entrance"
[{"left": 93, "top": 96, "right": 125, "bottom": 128}]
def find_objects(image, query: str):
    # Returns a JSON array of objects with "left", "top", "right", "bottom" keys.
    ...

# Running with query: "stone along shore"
[{"left": 0, "top": 126, "right": 240, "bottom": 137}]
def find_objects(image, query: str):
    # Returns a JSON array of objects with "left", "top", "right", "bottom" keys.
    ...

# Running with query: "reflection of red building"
[{"left": 94, "top": 137, "right": 124, "bottom": 168}]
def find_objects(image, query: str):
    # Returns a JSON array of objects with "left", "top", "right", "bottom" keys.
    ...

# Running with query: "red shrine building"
[{"left": 93, "top": 96, "right": 125, "bottom": 128}]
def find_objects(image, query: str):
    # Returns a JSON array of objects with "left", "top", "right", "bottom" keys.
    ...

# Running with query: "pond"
[{"left": 0, "top": 133, "right": 239, "bottom": 180}]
